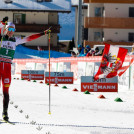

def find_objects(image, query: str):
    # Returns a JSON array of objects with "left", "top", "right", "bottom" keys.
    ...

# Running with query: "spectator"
[
  {"left": 71, "top": 51, "right": 77, "bottom": 57},
  {"left": 85, "top": 45, "right": 91, "bottom": 53},
  {"left": 129, "top": 45, "right": 134, "bottom": 55},
  {"left": 82, "top": 48, "right": 89, "bottom": 56},
  {"left": 86, "top": 48, "right": 95, "bottom": 57},
  {"left": 94, "top": 47, "right": 99, "bottom": 55},
  {"left": 95, "top": 49, "right": 104, "bottom": 56},
  {"left": 95, "top": 47, "right": 99, "bottom": 53},
  {"left": 77, "top": 44, "right": 84, "bottom": 57}
]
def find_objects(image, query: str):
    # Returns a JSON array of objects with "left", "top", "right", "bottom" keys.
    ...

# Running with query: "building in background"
[
  {"left": 0, "top": 0, "right": 71, "bottom": 50},
  {"left": 72, "top": 0, "right": 88, "bottom": 47},
  {"left": 83, "top": 0, "right": 134, "bottom": 48}
]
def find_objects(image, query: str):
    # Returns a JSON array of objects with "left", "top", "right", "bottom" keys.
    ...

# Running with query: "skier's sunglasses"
[{"left": 8, "top": 27, "right": 15, "bottom": 32}]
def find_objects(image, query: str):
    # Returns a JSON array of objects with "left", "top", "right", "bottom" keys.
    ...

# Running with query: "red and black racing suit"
[{"left": 0, "top": 22, "right": 46, "bottom": 113}]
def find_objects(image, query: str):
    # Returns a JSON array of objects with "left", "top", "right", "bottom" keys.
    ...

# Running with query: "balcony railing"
[
  {"left": 84, "top": 40, "right": 133, "bottom": 48},
  {"left": 83, "top": 0, "right": 134, "bottom": 3},
  {"left": 15, "top": 24, "right": 60, "bottom": 33},
  {"left": 84, "top": 17, "right": 134, "bottom": 29}
]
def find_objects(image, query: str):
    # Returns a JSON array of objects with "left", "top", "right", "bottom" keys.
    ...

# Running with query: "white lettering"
[
  {"left": 69, "top": 79, "right": 72, "bottom": 82},
  {"left": 82, "top": 84, "right": 116, "bottom": 90},
  {"left": 90, "top": 85, "right": 94, "bottom": 89},
  {"left": 111, "top": 86, "right": 115, "bottom": 89},
  {"left": 58, "top": 79, "right": 61, "bottom": 82},
  {"left": 98, "top": 86, "right": 102, "bottom": 89},
  {"left": 103, "top": 86, "right": 106, "bottom": 89},
  {"left": 107, "top": 86, "right": 111, "bottom": 89},
  {"left": 83, "top": 85, "right": 88, "bottom": 89}
]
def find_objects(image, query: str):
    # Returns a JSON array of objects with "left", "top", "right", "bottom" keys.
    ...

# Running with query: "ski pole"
[{"left": 48, "top": 28, "right": 51, "bottom": 115}]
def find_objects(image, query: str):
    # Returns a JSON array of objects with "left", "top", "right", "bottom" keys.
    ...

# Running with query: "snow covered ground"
[{"left": 0, "top": 78, "right": 134, "bottom": 134}]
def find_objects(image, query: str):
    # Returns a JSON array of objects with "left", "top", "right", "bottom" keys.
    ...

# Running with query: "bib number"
[{"left": 6, "top": 49, "right": 8, "bottom": 55}]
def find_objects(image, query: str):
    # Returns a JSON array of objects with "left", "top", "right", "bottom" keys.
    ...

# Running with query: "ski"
[{"left": 0, "top": 119, "right": 15, "bottom": 125}]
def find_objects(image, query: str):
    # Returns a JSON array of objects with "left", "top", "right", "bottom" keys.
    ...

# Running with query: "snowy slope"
[{"left": 0, "top": 79, "right": 134, "bottom": 134}]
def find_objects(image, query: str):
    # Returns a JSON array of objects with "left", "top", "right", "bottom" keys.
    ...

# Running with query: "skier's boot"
[{"left": 2, "top": 110, "right": 9, "bottom": 121}]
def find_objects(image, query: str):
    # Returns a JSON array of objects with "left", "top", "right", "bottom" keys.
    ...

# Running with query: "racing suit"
[{"left": 0, "top": 22, "right": 45, "bottom": 113}]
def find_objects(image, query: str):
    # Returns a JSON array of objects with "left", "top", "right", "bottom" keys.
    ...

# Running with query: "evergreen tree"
[{"left": 67, "top": 37, "right": 75, "bottom": 53}]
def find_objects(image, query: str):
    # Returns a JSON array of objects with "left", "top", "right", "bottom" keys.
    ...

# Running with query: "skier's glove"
[
  {"left": 44, "top": 30, "right": 48, "bottom": 35},
  {"left": 44, "top": 29, "right": 51, "bottom": 35}
]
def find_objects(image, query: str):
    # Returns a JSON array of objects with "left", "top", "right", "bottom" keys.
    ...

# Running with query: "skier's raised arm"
[{"left": 15, "top": 30, "right": 49, "bottom": 46}]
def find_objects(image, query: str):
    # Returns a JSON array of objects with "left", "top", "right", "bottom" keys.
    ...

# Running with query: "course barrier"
[
  {"left": 81, "top": 76, "right": 118, "bottom": 92},
  {"left": 45, "top": 72, "right": 73, "bottom": 84},
  {"left": 12, "top": 56, "right": 134, "bottom": 91}
]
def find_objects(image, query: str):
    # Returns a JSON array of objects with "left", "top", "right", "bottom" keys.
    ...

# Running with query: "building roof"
[
  {"left": 71, "top": 0, "right": 78, "bottom": 5},
  {"left": 0, "top": 0, "right": 71, "bottom": 12},
  {"left": 71, "top": 0, "right": 88, "bottom": 7}
]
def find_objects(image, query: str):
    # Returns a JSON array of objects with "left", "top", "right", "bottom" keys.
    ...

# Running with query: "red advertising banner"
[
  {"left": 45, "top": 72, "right": 73, "bottom": 84},
  {"left": 45, "top": 77, "right": 73, "bottom": 84},
  {"left": 81, "top": 76, "right": 118, "bottom": 92},
  {"left": 21, "top": 70, "right": 44, "bottom": 80},
  {"left": 21, "top": 74, "right": 44, "bottom": 80}
]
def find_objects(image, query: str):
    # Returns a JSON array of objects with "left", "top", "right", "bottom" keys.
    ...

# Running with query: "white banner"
[
  {"left": 130, "top": 63, "right": 134, "bottom": 90},
  {"left": 63, "top": 62, "right": 71, "bottom": 72},
  {"left": 51, "top": 63, "right": 57, "bottom": 72},
  {"left": 36, "top": 63, "right": 45, "bottom": 70},
  {"left": 86, "top": 62, "right": 94, "bottom": 76},
  {"left": 26, "top": 63, "right": 36, "bottom": 70},
  {"left": 11, "top": 63, "right": 16, "bottom": 75},
  {"left": 118, "top": 62, "right": 130, "bottom": 90},
  {"left": 57, "top": 62, "right": 64, "bottom": 72},
  {"left": 77, "top": 62, "right": 86, "bottom": 79},
  {"left": 94, "top": 62, "right": 100, "bottom": 76}
]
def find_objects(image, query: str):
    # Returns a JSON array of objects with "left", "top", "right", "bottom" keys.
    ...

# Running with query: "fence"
[{"left": 12, "top": 56, "right": 134, "bottom": 91}]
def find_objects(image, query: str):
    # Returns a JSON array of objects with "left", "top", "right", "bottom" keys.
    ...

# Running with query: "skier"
[{"left": 0, "top": 17, "right": 49, "bottom": 122}]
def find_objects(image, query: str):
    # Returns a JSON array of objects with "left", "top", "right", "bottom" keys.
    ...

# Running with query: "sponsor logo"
[
  {"left": 45, "top": 77, "right": 73, "bottom": 84},
  {"left": 81, "top": 83, "right": 117, "bottom": 92},
  {"left": 21, "top": 74, "right": 44, "bottom": 80},
  {"left": 46, "top": 78, "right": 72, "bottom": 82},
  {"left": 82, "top": 84, "right": 116, "bottom": 90},
  {"left": 4, "top": 78, "right": 9, "bottom": 83}
]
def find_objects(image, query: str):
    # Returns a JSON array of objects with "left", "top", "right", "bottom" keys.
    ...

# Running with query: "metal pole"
[
  {"left": 77, "top": 0, "right": 82, "bottom": 46},
  {"left": 48, "top": 29, "right": 51, "bottom": 115}
]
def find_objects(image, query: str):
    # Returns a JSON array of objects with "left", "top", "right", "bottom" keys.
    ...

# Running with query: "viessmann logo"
[
  {"left": 82, "top": 84, "right": 116, "bottom": 91},
  {"left": 46, "top": 78, "right": 73, "bottom": 83},
  {"left": 81, "top": 76, "right": 118, "bottom": 92}
]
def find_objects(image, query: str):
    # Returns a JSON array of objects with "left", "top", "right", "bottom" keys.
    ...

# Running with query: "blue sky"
[{"left": 58, "top": 7, "right": 75, "bottom": 40}]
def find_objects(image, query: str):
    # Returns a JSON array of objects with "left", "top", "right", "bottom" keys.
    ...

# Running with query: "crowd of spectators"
[{"left": 71, "top": 44, "right": 104, "bottom": 57}]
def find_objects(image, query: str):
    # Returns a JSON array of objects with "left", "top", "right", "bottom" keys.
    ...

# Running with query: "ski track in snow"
[{"left": 0, "top": 79, "right": 134, "bottom": 134}]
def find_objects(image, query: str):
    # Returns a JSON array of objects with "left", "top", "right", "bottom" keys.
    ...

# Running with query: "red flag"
[
  {"left": 94, "top": 44, "right": 128, "bottom": 80},
  {"left": 117, "top": 58, "right": 134, "bottom": 76}
]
